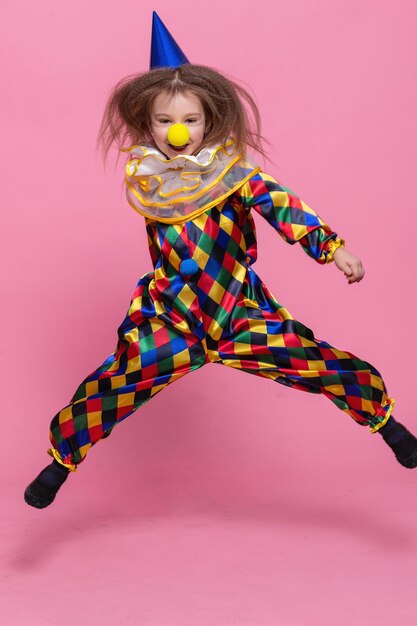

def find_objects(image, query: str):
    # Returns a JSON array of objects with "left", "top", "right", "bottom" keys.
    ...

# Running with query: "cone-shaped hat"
[{"left": 150, "top": 11, "right": 190, "bottom": 70}]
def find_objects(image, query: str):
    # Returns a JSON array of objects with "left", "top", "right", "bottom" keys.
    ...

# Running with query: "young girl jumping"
[{"left": 24, "top": 14, "right": 417, "bottom": 509}]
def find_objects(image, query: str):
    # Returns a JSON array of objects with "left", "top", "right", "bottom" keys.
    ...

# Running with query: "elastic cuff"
[
  {"left": 47, "top": 447, "right": 78, "bottom": 472},
  {"left": 325, "top": 237, "right": 346, "bottom": 264},
  {"left": 369, "top": 397, "right": 396, "bottom": 433}
]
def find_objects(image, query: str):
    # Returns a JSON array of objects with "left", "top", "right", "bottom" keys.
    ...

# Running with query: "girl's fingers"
[
  {"left": 340, "top": 257, "right": 365, "bottom": 283},
  {"left": 346, "top": 264, "right": 362, "bottom": 283},
  {"left": 347, "top": 270, "right": 364, "bottom": 283}
]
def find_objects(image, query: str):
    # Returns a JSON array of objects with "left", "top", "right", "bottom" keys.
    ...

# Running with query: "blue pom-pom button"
[{"left": 179, "top": 259, "right": 199, "bottom": 277}]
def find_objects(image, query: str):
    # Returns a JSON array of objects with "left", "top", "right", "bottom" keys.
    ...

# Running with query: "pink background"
[{"left": 1, "top": 1, "right": 417, "bottom": 624}]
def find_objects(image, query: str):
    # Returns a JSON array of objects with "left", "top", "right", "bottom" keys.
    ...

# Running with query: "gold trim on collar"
[
  {"left": 127, "top": 166, "right": 261, "bottom": 224},
  {"left": 123, "top": 139, "right": 260, "bottom": 223}
]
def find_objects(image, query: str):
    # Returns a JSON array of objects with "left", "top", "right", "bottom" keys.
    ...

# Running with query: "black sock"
[
  {"left": 377, "top": 415, "right": 410, "bottom": 445},
  {"left": 42, "top": 459, "right": 70, "bottom": 486},
  {"left": 37, "top": 460, "right": 70, "bottom": 489},
  {"left": 25, "top": 460, "right": 72, "bottom": 508},
  {"left": 378, "top": 415, "right": 417, "bottom": 460}
]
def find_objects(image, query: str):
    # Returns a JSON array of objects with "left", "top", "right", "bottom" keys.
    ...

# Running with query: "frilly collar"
[
  {"left": 122, "top": 139, "right": 260, "bottom": 223},
  {"left": 123, "top": 141, "right": 236, "bottom": 169}
]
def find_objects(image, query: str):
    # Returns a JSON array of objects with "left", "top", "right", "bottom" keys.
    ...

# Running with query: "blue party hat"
[{"left": 150, "top": 11, "right": 190, "bottom": 70}]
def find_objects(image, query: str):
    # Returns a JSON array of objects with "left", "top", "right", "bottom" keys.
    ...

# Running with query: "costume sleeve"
[{"left": 238, "top": 171, "right": 345, "bottom": 264}]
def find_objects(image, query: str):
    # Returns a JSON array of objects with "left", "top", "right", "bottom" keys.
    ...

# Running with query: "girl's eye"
[{"left": 156, "top": 118, "right": 197, "bottom": 124}]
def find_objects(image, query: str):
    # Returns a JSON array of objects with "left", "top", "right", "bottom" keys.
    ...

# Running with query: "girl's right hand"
[{"left": 333, "top": 247, "right": 365, "bottom": 284}]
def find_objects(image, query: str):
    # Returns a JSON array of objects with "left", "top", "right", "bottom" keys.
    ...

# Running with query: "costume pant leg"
[
  {"left": 210, "top": 272, "right": 394, "bottom": 433},
  {"left": 48, "top": 274, "right": 207, "bottom": 471}
]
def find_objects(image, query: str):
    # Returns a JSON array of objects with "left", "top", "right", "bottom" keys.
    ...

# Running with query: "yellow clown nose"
[{"left": 167, "top": 123, "right": 190, "bottom": 147}]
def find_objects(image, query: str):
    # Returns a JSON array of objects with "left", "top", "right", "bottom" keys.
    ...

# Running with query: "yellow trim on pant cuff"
[
  {"left": 47, "top": 448, "right": 78, "bottom": 472},
  {"left": 369, "top": 398, "right": 396, "bottom": 433}
]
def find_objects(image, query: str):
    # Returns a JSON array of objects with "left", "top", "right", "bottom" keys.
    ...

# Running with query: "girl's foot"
[
  {"left": 377, "top": 416, "right": 417, "bottom": 469},
  {"left": 24, "top": 460, "right": 71, "bottom": 508}
]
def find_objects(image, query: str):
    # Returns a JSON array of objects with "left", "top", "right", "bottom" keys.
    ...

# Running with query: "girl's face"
[{"left": 149, "top": 90, "right": 206, "bottom": 159}]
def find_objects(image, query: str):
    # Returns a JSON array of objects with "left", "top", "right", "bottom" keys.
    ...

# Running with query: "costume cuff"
[
  {"left": 324, "top": 237, "right": 345, "bottom": 264},
  {"left": 369, "top": 398, "right": 396, "bottom": 433},
  {"left": 47, "top": 447, "right": 78, "bottom": 472}
]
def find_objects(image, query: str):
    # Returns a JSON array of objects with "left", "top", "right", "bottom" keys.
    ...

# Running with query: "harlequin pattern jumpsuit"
[{"left": 48, "top": 170, "right": 395, "bottom": 471}]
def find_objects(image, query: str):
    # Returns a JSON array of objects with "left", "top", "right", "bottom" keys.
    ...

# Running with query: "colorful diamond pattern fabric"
[{"left": 47, "top": 170, "right": 394, "bottom": 471}]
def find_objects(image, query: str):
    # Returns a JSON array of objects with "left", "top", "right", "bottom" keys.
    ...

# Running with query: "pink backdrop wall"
[{"left": 2, "top": 0, "right": 416, "bottom": 498}]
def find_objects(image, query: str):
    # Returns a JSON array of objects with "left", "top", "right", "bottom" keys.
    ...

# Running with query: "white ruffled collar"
[
  {"left": 123, "top": 139, "right": 238, "bottom": 169},
  {"left": 122, "top": 139, "right": 260, "bottom": 223}
]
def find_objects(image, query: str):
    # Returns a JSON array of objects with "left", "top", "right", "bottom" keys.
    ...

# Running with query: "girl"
[{"left": 24, "top": 62, "right": 417, "bottom": 509}]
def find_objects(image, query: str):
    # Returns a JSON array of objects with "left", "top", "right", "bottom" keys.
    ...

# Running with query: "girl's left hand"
[{"left": 333, "top": 247, "right": 365, "bottom": 284}]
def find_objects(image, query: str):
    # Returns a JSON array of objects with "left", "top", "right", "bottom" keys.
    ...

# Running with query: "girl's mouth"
[{"left": 168, "top": 143, "right": 189, "bottom": 152}]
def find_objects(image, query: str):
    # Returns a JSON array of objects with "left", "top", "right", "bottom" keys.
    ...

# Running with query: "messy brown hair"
[{"left": 96, "top": 64, "right": 270, "bottom": 165}]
